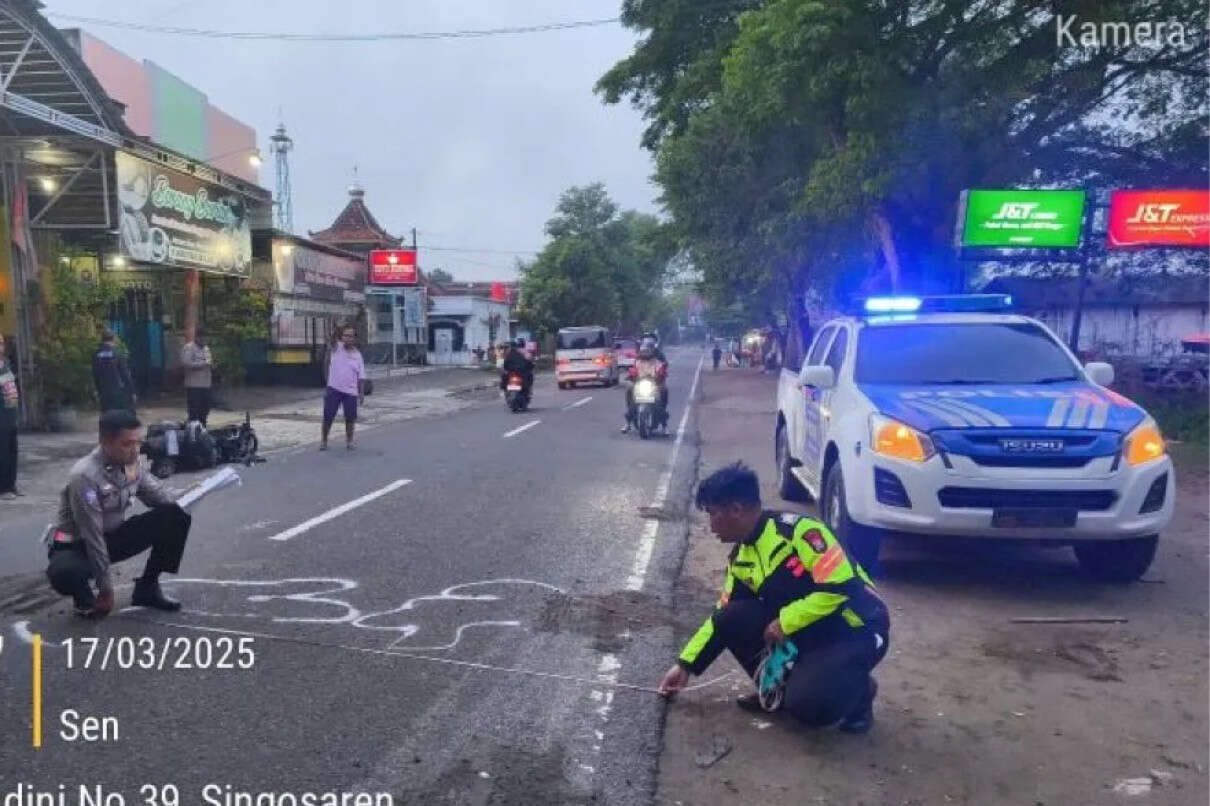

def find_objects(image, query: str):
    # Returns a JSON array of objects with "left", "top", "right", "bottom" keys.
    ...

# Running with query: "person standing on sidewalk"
[
  {"left": 92, "top": 330, "right": 137, "bottom": 413},
  {"left": 0, "top": 334, "right": 22, "bottom": 499},
  {"left": 658, "top": 462, "right": 890, "bottom": 733},
  {"left": 320, "top": 325, "right": 366, "bottom": 451},
  {"left": 181, "top": 326, "right": 213, "bottom": 426}
]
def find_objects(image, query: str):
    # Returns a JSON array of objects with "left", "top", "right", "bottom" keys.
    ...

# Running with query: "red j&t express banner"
[
  {"left": 1108, "top": 190, "right": 1210, "bottom": 248},
  {"left": 368, "top": 249, "right": 418, "bottom": 285}
]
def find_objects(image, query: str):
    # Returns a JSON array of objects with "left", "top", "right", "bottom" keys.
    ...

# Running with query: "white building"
[
  {"left": 427, "top": 295, "right": 513, "bottom": 365},
  {"left": 983, "top": 275, "right": 1209, "bottom": 358}
]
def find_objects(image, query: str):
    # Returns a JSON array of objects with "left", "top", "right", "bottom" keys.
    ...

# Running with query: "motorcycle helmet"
[{"left": 638, "top": 338, "right": 657, "bottom": 359}]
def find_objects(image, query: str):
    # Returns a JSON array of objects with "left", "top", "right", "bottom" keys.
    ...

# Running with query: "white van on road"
[{"left": 556, "top": 326, "right": 619, "bottom": 389}]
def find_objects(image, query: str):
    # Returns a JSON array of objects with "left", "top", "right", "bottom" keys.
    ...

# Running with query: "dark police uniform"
[
  {"left": 679, "top": 512, "right": 890, "bottom": 727},
  {"left": 92, "top": 342, "right": 136, "bottom": 413},
  {"left": 46, "top": 447, "right": 190, "bottom": 608}
]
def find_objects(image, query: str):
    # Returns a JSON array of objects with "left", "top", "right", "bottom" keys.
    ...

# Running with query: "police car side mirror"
[
  {"left": 1085, "top": 362, "right": 1114, "bottom": 387},
  {"left": 800, "top": 365, "right": 836, "bottom": 390}
]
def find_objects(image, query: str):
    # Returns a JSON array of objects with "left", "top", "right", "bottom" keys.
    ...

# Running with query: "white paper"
[
  {"left": 176, "top": 466, "right": 242, "bottom": 511},
  {"left": 166, "top": 428, "right": 180, "bottom": 457}
]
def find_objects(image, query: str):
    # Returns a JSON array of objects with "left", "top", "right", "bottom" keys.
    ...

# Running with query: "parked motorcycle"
[{"left": 504, "top": 372, "right": 531, "bottom": 413}]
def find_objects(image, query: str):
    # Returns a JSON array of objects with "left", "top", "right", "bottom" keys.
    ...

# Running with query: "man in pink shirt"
[{"left": 321, "top": 325, "right": 366, "bottom": 450}]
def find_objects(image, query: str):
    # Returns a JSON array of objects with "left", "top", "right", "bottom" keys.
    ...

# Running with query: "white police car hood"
[{"left": 859, "top": 380, "right": 1146, "bottom": 433}]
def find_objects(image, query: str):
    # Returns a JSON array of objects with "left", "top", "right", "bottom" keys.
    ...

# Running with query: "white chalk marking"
[
  {"left": 268, "top": 479, "right": 412, "bottom": 541},
  {"left": 563, "top": 396, "right": 593, "bottom": 410},
  {"left": 502, "top": 419, "right": 541, "bottom": 438}
]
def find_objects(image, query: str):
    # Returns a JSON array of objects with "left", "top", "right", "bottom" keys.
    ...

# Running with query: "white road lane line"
[
  {"left": 628, "top": 355, "right": 704, "bottom": 592},
  {"left": 267, "top": 479, "right": 413, "bottom": 542},
  {"left": 563, "top": 396, "right": 593, "bottom": 410},
  {"left": 502, "top": 420, "right": 541, "bottom": 438},
  {"left": 626, "top": 520, "right": 661, "bottom": 592}
]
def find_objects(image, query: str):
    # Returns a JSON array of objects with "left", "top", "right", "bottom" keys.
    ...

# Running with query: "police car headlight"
[
  {"left": 870, "top": 414, "right": 936, "bottom": 463},
  {"left": 1124, "top": 419, "right": 1166, "bottom": 466}
]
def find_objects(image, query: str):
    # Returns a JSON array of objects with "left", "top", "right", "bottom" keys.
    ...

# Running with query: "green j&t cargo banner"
[{"left": 959, "top": 189, "right": 1086, "bottom": 249}]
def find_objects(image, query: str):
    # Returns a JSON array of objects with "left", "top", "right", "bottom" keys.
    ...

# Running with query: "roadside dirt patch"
[{"left": 981, "top": 628, "right": 1124, "bottom": 682}]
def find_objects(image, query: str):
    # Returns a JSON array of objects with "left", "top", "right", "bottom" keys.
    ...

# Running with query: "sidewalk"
[{"left": 2, "top": 366, "right": 500, "bottom": 517}]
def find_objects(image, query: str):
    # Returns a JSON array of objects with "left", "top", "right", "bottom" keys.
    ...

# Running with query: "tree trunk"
[
  {"left": 870, "top": 210, "right": 902, "bottom": 293},
  {"left": 1069, "top": 257, "right": 1090, "bottom": 356}
]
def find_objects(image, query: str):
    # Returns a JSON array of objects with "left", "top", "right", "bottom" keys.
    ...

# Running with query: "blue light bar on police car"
[{"left": 864, "top": 296, "right": 922, "bottom": 313}]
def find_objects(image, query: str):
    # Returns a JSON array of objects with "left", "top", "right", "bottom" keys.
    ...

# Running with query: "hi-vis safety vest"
[{"left": 678, "top": 512, "right": 886, "bottom": 675}]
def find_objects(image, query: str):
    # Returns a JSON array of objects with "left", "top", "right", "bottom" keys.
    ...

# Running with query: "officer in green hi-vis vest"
[{"left": 658, "top": 462, "right": 890, "bottom": 733}]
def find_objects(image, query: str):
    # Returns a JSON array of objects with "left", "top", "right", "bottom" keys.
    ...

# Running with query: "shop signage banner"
[
  {"left": 116, "top": 151, "right": 252, "bottom": 276},
  {"left": 1108, "top": 190, "right": 1210, "bottom": 248},
  {"left": 959, "top": 189, "right": 1086, "bottom": 248},
  {"left": 274, "top": 241, "right": 366, "bottom": 303},
  {"left": 403, "top": 287, "right": 426, "bottom": 328},
  {"left": 369, "top": 249, "right": 418, "bottom": 285}
]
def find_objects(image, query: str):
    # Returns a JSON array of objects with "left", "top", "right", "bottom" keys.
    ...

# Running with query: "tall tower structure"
[{"left": 269, "top": 121, "right": 294, "bottom": 233}]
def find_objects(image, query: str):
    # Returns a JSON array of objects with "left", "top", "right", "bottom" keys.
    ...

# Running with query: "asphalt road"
[{"left": 0, "top": 350, "right": 707, "bottom": 805}]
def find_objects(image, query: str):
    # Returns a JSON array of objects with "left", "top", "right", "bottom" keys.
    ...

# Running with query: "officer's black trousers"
[
  {"left": 714, "top": 599, "right": 888, "bottom": 728},
  {"left": 47, "top": 505, "right": 191, "bottom": 601},
  {"left": 186, "top": 387, "right": 211, "bottom": 426}
]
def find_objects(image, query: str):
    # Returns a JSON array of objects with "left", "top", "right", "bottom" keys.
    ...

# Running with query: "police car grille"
[
  {"left": 968, "top": 455, "right": 1092, "bottom": 468},
  {"left": 937, "top": 487, "right": 1116, "bottom": 511}
]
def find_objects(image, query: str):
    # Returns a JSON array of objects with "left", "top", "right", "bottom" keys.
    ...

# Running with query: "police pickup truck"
[{"left": 775, "top": 294, "right": 1174, "bottom": 581}]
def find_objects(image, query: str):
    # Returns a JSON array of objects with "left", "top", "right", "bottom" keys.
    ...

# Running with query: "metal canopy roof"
[{"left": 0, "top": 0, "right": 270, "bottom": 230}]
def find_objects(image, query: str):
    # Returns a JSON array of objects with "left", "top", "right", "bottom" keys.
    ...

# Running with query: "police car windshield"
[{"left": 855, "top": 323, "right": 1081, "bottom": 385}]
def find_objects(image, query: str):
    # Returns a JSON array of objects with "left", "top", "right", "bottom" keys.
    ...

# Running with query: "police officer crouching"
[
  {"left": 46, "top": 410, "right": 192, "bottom": 619},
  {"left": 658, "top": 462, "right": 890, "bottom": 733}
]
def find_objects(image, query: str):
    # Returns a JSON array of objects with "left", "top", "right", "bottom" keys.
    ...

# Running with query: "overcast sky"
[{"left": 44, "top": 0, "right": 658, "bottom": 281}]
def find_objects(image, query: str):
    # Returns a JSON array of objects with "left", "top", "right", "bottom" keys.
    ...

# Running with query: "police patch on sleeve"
[
  {"left": 83, "top": 487, "right": 101, "bottom": 510},
  {"left": 804, "top": 528, "right": 828, "bottom": 554}
]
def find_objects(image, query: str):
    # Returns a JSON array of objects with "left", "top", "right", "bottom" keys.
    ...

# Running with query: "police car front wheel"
[
  {"left": 822, "top": 464, "right": 882, "bottom": 574},
  {"left": 1073, "top": 535, "right": 1158, "bottom": 583}
]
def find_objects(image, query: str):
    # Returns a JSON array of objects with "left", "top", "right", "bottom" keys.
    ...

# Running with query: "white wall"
[{"left": 1030, "top": 304, "right": 1208, "bottom": 357}]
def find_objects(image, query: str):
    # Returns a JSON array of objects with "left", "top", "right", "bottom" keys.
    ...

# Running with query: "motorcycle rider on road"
[
  {"left": 500, "top": 338, "right": 535, "bottom": 398},
  {"left": 622, "top": 338, "right": 669, "bottom": 433}
]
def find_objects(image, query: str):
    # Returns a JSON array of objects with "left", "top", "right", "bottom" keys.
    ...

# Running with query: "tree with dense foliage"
[
  {"left": 600, "top": 0, "right": 1208, "bottom": 348},
  {"left": 425, "top": 267, "right": 454, "bottom": 286},
  {"left": 517, "top": 184, "right": 676, "bottom": 337}
]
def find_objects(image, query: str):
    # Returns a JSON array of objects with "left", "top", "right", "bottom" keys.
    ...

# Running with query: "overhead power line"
[
  {"left": 46, "top": 13, "right": 621, "bottom": 41},
  {"left": 420, "top": 245, "right": 540, "bottom": 255}
]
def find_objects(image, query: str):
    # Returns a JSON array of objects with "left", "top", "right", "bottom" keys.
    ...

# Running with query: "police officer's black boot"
[
  {"left": 71, "top": 586, "right": 97, "bottom": 618},
  {"left": 132, "top": 577, "right": 181, "bottom": 611},
  {"left": 837, "top": 677, "right": 877, "bottom": 734}
]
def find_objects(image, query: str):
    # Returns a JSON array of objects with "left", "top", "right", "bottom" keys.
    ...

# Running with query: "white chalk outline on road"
[
  {"left": 268, "top": 479, "right": 413, "bottom": 542},
  {"left": 563, "top": 396, "right": 593, "bottom": 411},
  {"left": 502, "top": 419, "right": 541, "bottom": 439},
  {"left": 627, "top": 355, "right": 704, "bottom": 592}
]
